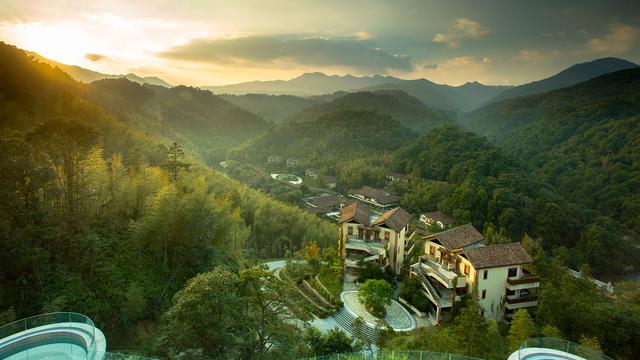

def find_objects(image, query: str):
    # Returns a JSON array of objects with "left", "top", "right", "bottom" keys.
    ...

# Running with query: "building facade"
[
  {"left": 338, "top": 202, "right": 415, "bottom": 275},
  {"left": 410, "top": 224, "right": 539, "bottom": 323}
]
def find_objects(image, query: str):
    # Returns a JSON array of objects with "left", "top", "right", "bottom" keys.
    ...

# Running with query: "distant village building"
[
  {"left": 286, "top": 157, "right": 299, "bottom": 167},
  {"left": 338, "top": 202, "right": 415, "bottom": 275},
  {"left": 410, "top": 224, "right": 539, "bottom": 324},
  {"left": 386, "top": 172, "right": 409, "bottom": 183},
  {"left": 420, "top": 211, "right": 456, "bottom": 229},
  {"left": 349, "top": 186, "right": 400, "bottom": 210},
  {"left": 322, "top": 175, "right": 337, "bottom": 189},
  {"left": 267, "top": 155, "right": 281, "bottom": 164},
  {"left": 304, "top": 168, "right": 319, "bottom": 180}
]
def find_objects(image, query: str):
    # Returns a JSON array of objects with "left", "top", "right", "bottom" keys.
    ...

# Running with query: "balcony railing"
[
  {"left": 507, "top": 274, "right": 540, "bottom": 286},
  {"left": 505, "top": 295, "right": 538, "bottom": 304}
]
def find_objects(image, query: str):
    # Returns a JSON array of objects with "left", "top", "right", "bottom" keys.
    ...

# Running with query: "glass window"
[
  {"left": 347, "top": 226, "right": 353, "bottom": 235},
  {"left": 483, "top": 270, "right": 488, "bottom": 280},
  {"left": 508, "top": 267, "right": 518, "bottom": 277},
  {"left": 384, "top": 231, "right": 390, "bottom": 240},
  {"left": 464, "top": 264, "right": 470, "bottom": 275},
  {"left": 429, "top": 245, "right": 435, "bottom": 255},
  {"left": 481, "top": 289, "right": 487, "bottom": 299}
]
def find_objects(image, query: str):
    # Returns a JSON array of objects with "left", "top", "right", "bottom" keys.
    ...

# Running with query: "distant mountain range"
[
  {"left": 203, "top": 72, "right": 510, "bottom": 112},
  {"left": 26, "top": 51, "right": 173, "bottom": 87},
  {"left": 485, "top": 57, "right": 638, "bottom": 104}
]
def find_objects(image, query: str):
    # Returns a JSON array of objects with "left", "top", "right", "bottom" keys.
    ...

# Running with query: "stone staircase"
[{"left": 332, "top": 308, "right": 377, "bottom": 343}]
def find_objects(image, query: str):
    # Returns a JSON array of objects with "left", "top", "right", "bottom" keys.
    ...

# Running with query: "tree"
[
  {"left": 304, "top": 241, "right": 321, "bottom": 274},
  {"left": 358, "top": 279, "right": 393, "bottom": 318},
  {"left": 164, "top": 142, "right": 188, "bottom": 182},
  {"left": 155, "top": 269, "right": 245, "bottom": 359},
  {"left": 452, "top": 296, "right": 490, "bottom": 357},
  {"left": 122, "top": 282, "right": 146, "bottom": 325},
  {"left": 507, "top": 309, "right": 536, "bottom": 351},
  {"left": 580, "top": 335, "right": 603, "bottom": 354},
  {"left": 541, "top": 325, "right": 563, "bottom": 339},
  {"left": 304, "top": 327, "right": 355, "bottom": 356}
]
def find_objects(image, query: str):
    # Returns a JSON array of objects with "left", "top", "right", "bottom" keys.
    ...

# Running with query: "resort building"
[
  {"left": 304, "top": 193, "right": 343, "bottom": 221},
  {"left": 410, "top": 224, "right": 539, "bottom": 323},
  {"left": 348, "top": 186, "right": 400, "bottom": 211},
  {"left": 338, "top": 202, "right": 416, "bottom": 275},
  {"left": 419, "top": 211, "right": 456, "bottom": 229}
]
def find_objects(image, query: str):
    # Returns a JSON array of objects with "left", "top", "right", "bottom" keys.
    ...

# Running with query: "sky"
[{"left": 0, "top": 0, "right": 639, "bottom": 86}]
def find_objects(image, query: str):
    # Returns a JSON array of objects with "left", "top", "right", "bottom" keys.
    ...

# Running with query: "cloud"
[
  {"left": 433, "top": 18, "right": 487, "bottom": 48},
  {"left": 586, "top": 23, "right": 639, "bottom": 53},
  {"left": 424, "top": 56, "right": 494, "bottom": 85},
  {"left": 355, "top": 31, "right": 372, "bottom": 40},
  {"left": 515, "top": 49, "right": 561, "bottom": 62},
  {"left": 423, "top": 63, "right": 438, "bottom": 69},
  {"left": 84, "top": 53, "right": 108, "bottom": 62},
  {"left": 159, "top": 35, "right": 413, "bottom": 73}
]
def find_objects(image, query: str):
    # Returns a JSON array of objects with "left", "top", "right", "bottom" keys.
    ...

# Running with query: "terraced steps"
[{"left": 332, "top": 308, "right": 377, "bottom": 343}]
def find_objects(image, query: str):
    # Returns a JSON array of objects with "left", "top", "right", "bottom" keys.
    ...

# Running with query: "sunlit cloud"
[
  {"left": 85, "top": 53, "right": 108, "bottom": 62},
  {"left": 586, "top": 23, "right": 638, "bottom": 54},
  {"left": 160, "top": 35, "right": 414, "bottom": 73},
  {"left": 421, "top": 56, "right": 494, "bottom": 85},
  {"left": 433, "top": 18, "right": 487, "bottom": 48}
]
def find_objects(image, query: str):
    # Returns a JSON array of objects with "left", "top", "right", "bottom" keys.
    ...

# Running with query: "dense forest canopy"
[
  {"left": 461, "top": 68, "right": 640, "bottom": 235},
  {"left": 0, "top": 42, "right": 334, "bottom": 344}
]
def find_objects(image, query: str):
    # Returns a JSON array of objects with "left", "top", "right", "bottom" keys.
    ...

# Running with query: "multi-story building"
[
  {"left": 410, "top": 224, "right": 539, "bottom": 323},
  {"left": 338, "top": 201, "right": 415, "bottom": 275},
  {"left": 348, "top": 186, "right": 400, "bottom": 211}
]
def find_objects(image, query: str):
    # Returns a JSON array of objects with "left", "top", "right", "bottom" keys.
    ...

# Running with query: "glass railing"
[
  {"left": 0, "top": 312, "right": 98, "bottom": 359},
  {"left": 302, "top": 350, "right": 482, "bottom": 359},
  {"left": 515, "top": 337, "right": 613, "bottom": 360},
  {"left": 96, "top": 351, "right": 158, "bottom": 360}
]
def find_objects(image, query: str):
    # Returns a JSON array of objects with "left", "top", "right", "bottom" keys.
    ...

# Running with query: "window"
[
  {"left": 464, "top": 264, "right": 470, "bottom": 275},
  {"left": 429, "top": 245, "right": 435, "bottom": 255},
  {"left": 347, "top": 226, "right": 353, "bottom": 235},
  {"left": 384, "top": 231, "right": 390, "bottom": 240},
  {"left": 481, "top": 289, "right": 487, "bottom": 299},
  {"left": 483, "top": 270, "right": 488, "bottom": 280},
  {"left": 508, "top": 267, "right": 518, "bottom": 277}
]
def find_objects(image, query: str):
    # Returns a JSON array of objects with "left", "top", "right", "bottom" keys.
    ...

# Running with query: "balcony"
[
  {"left": 506, "top": 270, "right": 540, "bottom": 291},
  {"left": 410, "top": 264, "right": 457, "bottom": 308},
  {"left": 418, "top": 257, "right": 466, "bottom": 289},
  {"left": 505, "top": 295, "right": 538, "bottom": 310},
  {"left": 345, "top": 238, "right": 386, "bottom": 255}
]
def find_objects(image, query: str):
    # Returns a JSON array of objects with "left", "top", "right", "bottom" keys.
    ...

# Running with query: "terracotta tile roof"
[
  {"left": 351, "top": 186, "right": 400, "bottom": 205},
  {"left": 463, "top": 243, "right": 533, "bottom": 269},
  {"left": 372, "top": 207, "right": 411, "bottom": 232},
  {"left": 429, "top": 223, "right": 484, "bottom": 250},
  {"left": 423, "top": 211, "right": 456, "bottom": 226},
  {"left": 339, "top": 201, "right": 373, "bottom": 224}
]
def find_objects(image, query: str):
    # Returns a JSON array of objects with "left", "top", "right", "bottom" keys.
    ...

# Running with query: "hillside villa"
[
  {"left": 338, "top": 202, "right": 416, "bottom": 275},
  {"left": 348, "top": 186, "right": 400, "bottom": 211}
]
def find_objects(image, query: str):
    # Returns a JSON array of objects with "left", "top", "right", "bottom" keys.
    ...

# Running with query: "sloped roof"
[
  {"left": 429, "top": 223, "right": 484, "bottom": 250},
  {"left": 372, "top": 207, "right": 411, "bottom": 232},
  {"left": 351, "top": 186, "right": 400, "bottom": 205},
  {"left": 463, "top": 243, "right": 533, "bottom": 269},
  {"left": 339, "top": 201, "right": 373, "bottom": 224},
  {"left": 305, "top": 194, "right": 341, "bottom": 208},
  {"left": 423, "top": 211, "right": 456, "bottom": 226}
]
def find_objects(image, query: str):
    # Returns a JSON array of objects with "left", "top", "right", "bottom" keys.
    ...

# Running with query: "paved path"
[{"left": 263, "top": 260, "right": 351, "bottom": 335}]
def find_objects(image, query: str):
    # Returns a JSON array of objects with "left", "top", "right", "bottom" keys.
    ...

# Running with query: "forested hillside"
[
  {"left": 89, "top": 79, "right": 270, "bottom": 164},
  {"left": 218, "top": 93, "right": 321, "bottom": 123},
  {"left": 461, "top": 68, "right": 640, "bottom": 235},
  {"left": 390, "top": 126, "right": 637, "bottom": 273},
  {"left": 0, "top": 42, "right": 334, "bottom": 345},
  {"left": 285, "top": 91, "right": 455, "bottom": 133}
]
